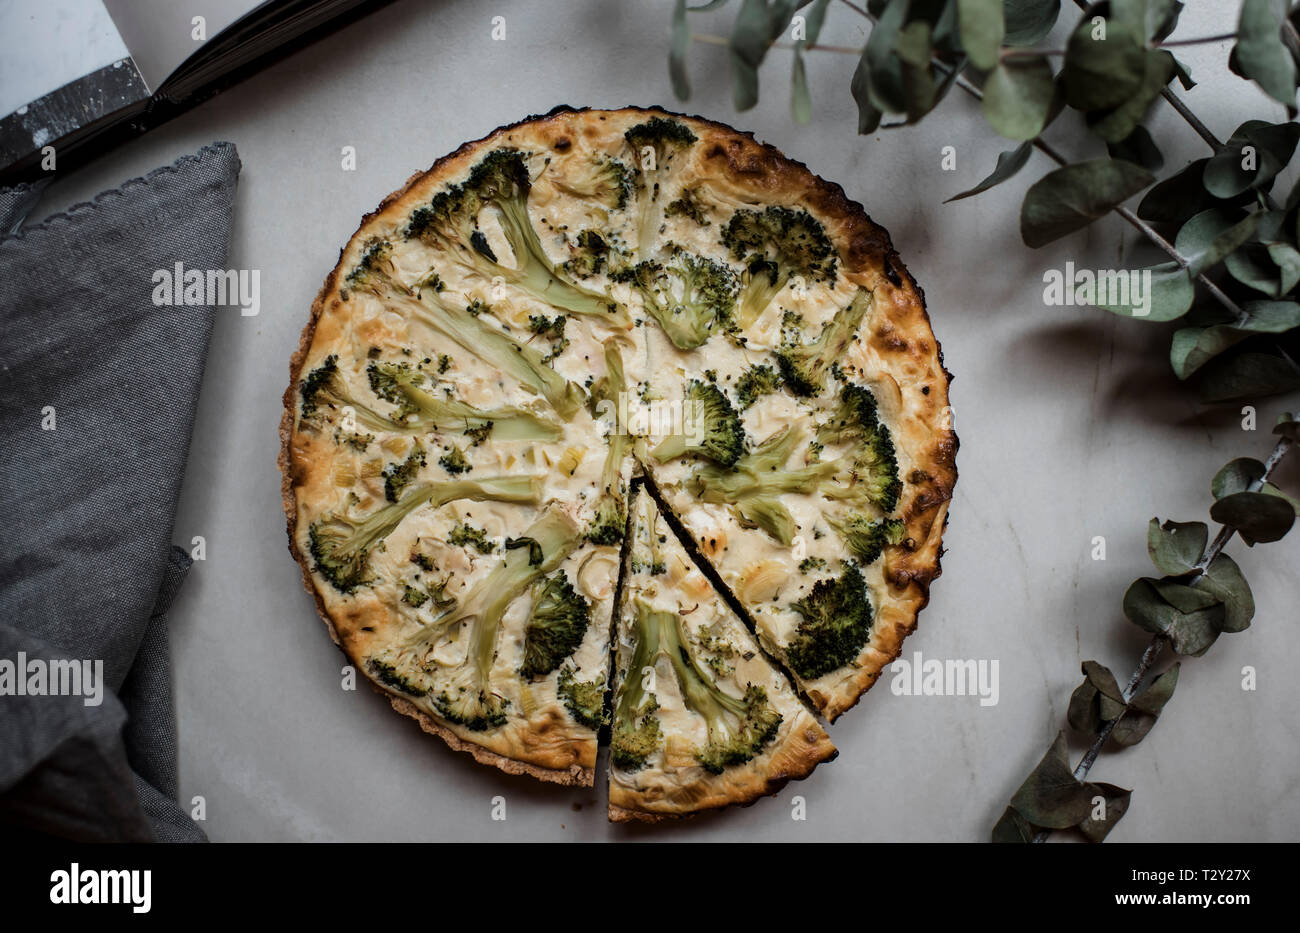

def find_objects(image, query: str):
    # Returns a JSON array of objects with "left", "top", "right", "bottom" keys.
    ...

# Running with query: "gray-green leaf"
[
  {"left": 1146, "top": 518, "right": 1208, "bottom": 575},
  {"left": 1209, "top": 490, "right": 1296, "bottom": 544},
  {"left": 947, "top": 141, "right": 1033, "bottom": 202},
  {"left": 1020, "top": 159, "right": 1154, "bottom": 248},
  {"left": 1234, "top": 0, "right": 1297, "bottom": 106},
  {"left": 1123, "top": 577, "right": 1224, "bottom": 656},
  {"left": 1094, "top": 262, "right": 1193, "bottom": 322},
  {"left": 1009, "top": 732, "right": 1095, "bottom": 829},
  {"left": 1077, "top": 782, "right": 1132, "bottom": 842},
  {"left": 983, "top": 57, "right": 1057, "bottom": 140},
  {"left": 1063, "top": 16, "right": 1146, "bottom": 112},
  {"left": 958, "top": 0, "right": 1005, "bottom": 70},
  {"left": 1003, "top": 0, "right": 1061, "bottom": 46}
]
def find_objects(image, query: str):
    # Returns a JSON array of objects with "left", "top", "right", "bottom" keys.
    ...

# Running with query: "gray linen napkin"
[{"left": 0, "top": 141, "right": 241, "bottom": 841}]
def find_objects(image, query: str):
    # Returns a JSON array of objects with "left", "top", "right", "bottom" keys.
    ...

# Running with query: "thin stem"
[
  {"left": 1031, "top": 430, "right": 1296, "bottom": 843},
  {"left": 691, "top": 33, "right": 861, "bottom": 55},
  {"left": 1000, "top": 33, "right": 1238, "bottom": 58}
]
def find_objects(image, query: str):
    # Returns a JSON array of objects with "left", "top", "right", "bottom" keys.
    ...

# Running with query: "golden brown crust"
[
  {"left": 607, "top": 711, "right": 837, "bottom": 823},
  {"left": 280, "top": 105, "right": 954, "bottom": 808}
]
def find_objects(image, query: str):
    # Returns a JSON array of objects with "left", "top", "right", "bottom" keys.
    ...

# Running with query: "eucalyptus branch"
[
  {"left": 999, "top": 32, "right": 1239, "bottom": 59},
  {"left": 1030, "top": 429, "right": 1297, "bottom": 843}
]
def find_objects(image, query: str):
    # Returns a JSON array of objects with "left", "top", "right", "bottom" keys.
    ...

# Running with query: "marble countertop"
[{"left": 28, "top": 0, "right": 1300, "bottom": 841}]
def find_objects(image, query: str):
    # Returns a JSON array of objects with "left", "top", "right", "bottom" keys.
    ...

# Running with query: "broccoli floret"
[
  {"left": 411, "top": 551, "right": 436, "bottom": 571},
  {"left": 520, "top": 571, "right": 592, "bottom": 679},
  {"left": 556, "top": 666, "right": 608, "bottom": 729},
  {"left": 828, "top": 515, "right": 905, "bottom": 566},
  {"left": 775, "top": 289, "right": 872, "bottom": 397},
  {"left": 624, "top": 118, "right": 698, "bottom": 258},
  {"left": 382, "top": 443, "right": 426, "bottom": 502},
  {"left": 735, "top": 364, "right": 782, "bottom": 409},
  {"left": 563, "top": 229, "right": 613, "bottom": 279},
  {"left": 308, "top": 475, "right": 541, "bottom": 593},
  {"left": 368, "top": 658, "right": 426, "bottom": 697},
  {"left": 376, "top": 509, "right": 581, "bottom": 730},
  {"left": 551, "top": 153, "right": 632, "bottom": 209},
  {"left": 720, "top": 206, "right": 838, "bottom": 329},
  {"left": 404, "top": 148, "right": 627, "bottom": 324},
  {"left": 664, "top": 187, "right": 711, "bottom": 226},
  {"left": 611, "top": 248, "right": 738, "bottom": 349},
  {"left": 447, "top": 522, "right": 494, "bottom": 553},
  {"left": 786, "top": 563, "right": 874, "bottom": 680},
  {"left": 346, "top": 242, "right": 586, "bottom": 419},
  {"left": 403, "top": 584, "right": 430, "bottom": 608},
  {"left": 816, "top": 382, "right": 902, "bottom": 512},
  {"left": 816, "top": 382, "right": 880, "bottom": 444},
  {"left": 615, "top": 601, "right": 781, "bottom": 774},
  {"left": 587, "top": 340, "right": 631, "bottom": 546},
  {"left": 438, "top": 444, "right": 471, "bottom": 475},
  {"left": 366, "top": 360, "right": 561, "bottom": 442},
  {"left": 799, "top": 556, "right": 828, "bottom": 573},
  {"left": 527, "top": 313, "right": 570, "bottom": 362},
  {"left": 651, "top": 380, "right": 745, "bottom": 467},
  {"left": 686, "top": 419, "right": 900, "bottom": 545}
]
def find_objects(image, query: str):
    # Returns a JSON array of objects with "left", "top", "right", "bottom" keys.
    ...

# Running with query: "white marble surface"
[
  {"left": 25, "top": 0, "right": 1300, "bottom": 841},
  {"left": 0, "top": 0, "right": 128, "bottom": 119}
]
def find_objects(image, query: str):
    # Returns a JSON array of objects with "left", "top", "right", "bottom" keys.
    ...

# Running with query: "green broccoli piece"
[
  {"left": 735, "top": 364, "right": 782, "bottom": 409},
  {"left": 720, "top": 206, "right": 838, "bottom": 330},
  {"left": 556, "top": 666, "right": 608, "bottom": 730},
  {"left": 651, "top": 380, "right": 745, "bottom": 467},
  {"left": 685, "top": 417, "right": 900, "bottom": 545},
  {"left": 664, "top": 187, "right": 711, "bottom": 226},
  {"left": 611, "top": 248, "right": 738, "bottom": 349},
  {"left": 775, "top": 289, "right": 872, "bottom": 397},
  {"left": 624, "top": 118, "right": 698, "bottom": 258},
  {"left": 378, "top": 509, "right": 582, "bottom": 730},
  {"left": 438, "top": 444, "right": 471, "bottom": 475},
  {"left": 382, "top": 443, "right": 426, "bottom": 502},
  {"left": 366, "top": 359, "right": 562, "bottom": 442},
  {"left": 527, "top": 313, "right": 570, "bottom": 362},
  {"left": 629, "top": 493, "right": 668, "bottom": 576},
  {"left": 551, "top": 153, "right": 632, "bottom": 209},
  {"left": 403, "top": 584, "right": 430, "bottom": 608},
  {"left": 828, "top": 515, "right": 905, "bottom": 566},
  {"left": 346, "top": 241, "right": 586, "bottom": 419},
  {"left": 563, "top": 229, "right": 613, "bottom": 279},
  {"left": 404, "top": 148, "right": 626, "bottom": 323},
  {"left": 308, "top": 475, "right": 542, "bottom": 594},
  {"left": 799, "top": 556, "right": 828, "bottom": 573},
  {"left": 785, "top": 563, "right": 874, "bottom": 680},
  {"left": 520, "top": 571, "right": 592, "bottom": 679},
  {"left": 587, "top": 340, "right": 631, "bottom": 546},
  {"left": 447, "top": 522, "right": 494, "bottom": 553},
  {"left": 367, "top": 658, "right": 427, "bottom": 697},
  {"left": 614, "top": 601, "right": 781, "bottom": 774}
]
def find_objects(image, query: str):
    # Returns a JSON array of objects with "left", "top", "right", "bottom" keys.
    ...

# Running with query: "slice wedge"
[{"left": 607, "top": 487, "right": 836, "bottom": 821}]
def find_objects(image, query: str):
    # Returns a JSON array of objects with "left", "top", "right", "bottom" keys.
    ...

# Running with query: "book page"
[
  {"left": 103, "top": 0, "right": 269, "bottom": 90},
  {"left": 0, "top": 0, "right": 130, "bottom": 119}
]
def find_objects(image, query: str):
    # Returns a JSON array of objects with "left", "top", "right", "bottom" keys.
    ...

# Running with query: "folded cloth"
[{"left": 0, "top": 141, "right": 241, "bottom": 841}]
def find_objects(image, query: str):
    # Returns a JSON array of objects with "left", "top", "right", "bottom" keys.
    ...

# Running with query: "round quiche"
[{"left": 279, "top": 106, "right": 957, "bottom": 821}]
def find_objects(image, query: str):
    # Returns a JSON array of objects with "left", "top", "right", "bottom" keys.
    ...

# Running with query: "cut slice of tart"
[{"left": 607, "top": 488, "right": 836, "bottom": 821}]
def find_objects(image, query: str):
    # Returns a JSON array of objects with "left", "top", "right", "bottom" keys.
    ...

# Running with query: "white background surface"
[
  {"left": 25, "top": 0, "right": 1300, "bottom": 841},
  {"left": 0, "top": 0, "right": 127, "bottom": 119}
]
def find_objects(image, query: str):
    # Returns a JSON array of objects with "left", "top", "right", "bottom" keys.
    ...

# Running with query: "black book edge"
[{"left": 0, "top": 0, "right": 396, "bottom": 189}]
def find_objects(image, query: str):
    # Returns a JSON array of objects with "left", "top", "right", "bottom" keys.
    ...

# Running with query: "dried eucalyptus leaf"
[
  {"left": 1266, "top": 241, "right": 1300, "bottom": 293},
  {"left": 1197, "top": 554, "right": 1254, "bottom": 632},
  {"left": 729, "top": 0, "right": 770, "bottom": 110},
  {"left": 1209, "top": 490, "right": 1296, "bottom": 544},
  {"left": 1234, "top": 0, "right": 1297, "bottom": 107},
  {"left": 1146, "top": 518, "right": 1208, "bottom": 575},
  {"left": 1063, "top": 16, "right": 1145, "bottom": 112},
  {"left": 958, "top": 0, "right": 1005, "bottom": 70},
  {"left": 1067, "top": 678, "right": 1102, "bottom": 734},
  {"left": 791, "top": 50, "right": 812, "bottom": 123},
  {"left": 1020, "top": 159, "right": 1154, "bottom": 248},
  {"left": 1212, "top": 457, "right": 1267, "bottom": 499},
  {"left": 1003, "top": 0, "right": 1060, "bottom": 46},
  {"left": 1095, "top": 261, "right": 1194, "bottom": 321},
  {"left": 897, "top": 21, "right": 938, "bottom": 122},
  {"left": 1276, "top": 412, "right": 1300, "bottom": 440},
  {"left": 1174, "top": 209, "right": 1261, "bottom": 276},
  {"left": 992, "top": 805, "right": 1037, "bottom": 843},
  {"left": 1171, "top": 325, "right": 1252, "bottom": 380},
  {"left": 1112, "top": 664, "right": 1180, "bottom": 747},
  {"left": 947, "top": 142, "right": 1033, "bottom": 202},
  {"left": 1150, "top": 578, "right": 1221, "bottom": 613},
  {"left": 983, "top": 57, "right": 1057, "bottom": 140},
  {"left": 1009, "top": 732, "right": 1095, "bottom": 828},
  {"left": 670, "top": 0, "right": 693, "bottom": 100},
  {"left": 1123, "top": 577, "right": 1224, "bottom": 656},
  {"left": 1195, "top": 351, "right": 1300, "bottom": 404},
  {"left": 1087, "top": 49, "right": 1176, "bottom": 144},
  {"left": 1078, "top": 782, "right": 1132, "bottom": 842},
  {"left": 1137, "top": 158, "right": 1216, "bottom": 224},
  {"left": 851, "top": 46, "right": 883, "bottom": 134}
]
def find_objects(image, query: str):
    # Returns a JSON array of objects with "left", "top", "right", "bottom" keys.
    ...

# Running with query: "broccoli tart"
[{"left": 280, "top": 106, "right": 956, "bottom": 820}]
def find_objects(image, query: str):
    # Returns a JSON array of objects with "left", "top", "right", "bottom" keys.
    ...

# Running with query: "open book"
[{"left": 0, "top": 0, "right": 387, "bottom": 185}]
